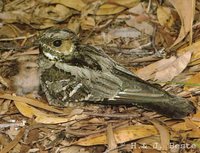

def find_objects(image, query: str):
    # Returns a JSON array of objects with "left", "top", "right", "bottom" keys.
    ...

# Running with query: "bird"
[{"left": 38, "top": 28, "right": 195, "bottom": 119}]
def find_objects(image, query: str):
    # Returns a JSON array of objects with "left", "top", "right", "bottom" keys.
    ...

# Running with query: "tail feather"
[{"left": 113, "top": 93, "right": 195, "bottom": 119}]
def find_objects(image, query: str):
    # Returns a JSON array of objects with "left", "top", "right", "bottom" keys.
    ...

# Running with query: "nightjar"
[{"left": 38, "top": 28, "right": 195, "bottom": 119}]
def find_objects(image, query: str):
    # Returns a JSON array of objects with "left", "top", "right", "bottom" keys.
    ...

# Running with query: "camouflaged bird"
[{"left": 38, "top": 28, "right": 195, "bottom": 119}]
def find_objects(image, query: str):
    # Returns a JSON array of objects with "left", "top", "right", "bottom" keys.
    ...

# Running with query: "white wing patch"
[
  {"left": 43, "top": 51, "right": 58, "bottom": 60},
  {"left": 69, "top": 83, "right": 83, "bottom": 97}
]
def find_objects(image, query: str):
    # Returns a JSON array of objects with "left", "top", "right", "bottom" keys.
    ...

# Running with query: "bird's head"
[{"left": 38, "top": 28, "right": 78, "bottom": 61}]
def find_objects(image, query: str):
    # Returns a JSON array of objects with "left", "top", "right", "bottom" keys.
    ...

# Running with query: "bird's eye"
[{"left": 53, "top": 40, "right": 62, "bottom": 47}]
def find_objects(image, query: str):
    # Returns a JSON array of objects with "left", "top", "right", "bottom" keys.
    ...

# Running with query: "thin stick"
[
  {"left": 83, "top": 112, "right": 140, "bottom": 119},
  {"left": 0, "top": 34, "right": 36, "bottom": 42}
]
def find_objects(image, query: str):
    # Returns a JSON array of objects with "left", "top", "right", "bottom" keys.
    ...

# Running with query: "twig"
[
  {"left": 0, "top": 34, "right": 36, "bottom": 42},
  {"left": 83, "top": 112, "right": 140, "bottom": 119},
  {"left": 0, "top": 121, "right": 26, "bottom": 128}
]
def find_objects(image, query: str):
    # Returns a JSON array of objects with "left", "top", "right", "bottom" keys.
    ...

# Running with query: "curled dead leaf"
[
  {"left": 169, "top": 0, "right": 195, "bottom": 48},
  {"left": 154, "top": 51, "right": 191, "bottom": 82}
]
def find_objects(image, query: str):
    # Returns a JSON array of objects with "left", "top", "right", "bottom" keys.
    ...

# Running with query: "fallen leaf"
[
  {"left": 33, "top": 4, "right": 72, "bottom": 22},
  {"left": 108, "top": 27, "right": 141, "bottom": 39},
  {"left": 50, "top": 0, "right": 86, "bottom": 11},
  {"left": 74, "top": 125, "right": 158, "bottom": 146},
  {"left": 0, "top": 128, "right": 25, "bottom": 153},
  {"left": 184, "top": 72, "right": 200, "bottom": 90},
  {"left": 67, "top": 17, "right": 80, "bottom": 33},
  {"left": 0, "top": 93, "right": 63, "bottom": 114},
  {"left": 14, "top": 101, "right": 87, "bottom": 124},
  {"left": 106, "top": 123, "right": 117, "bottom": 153},
  {"left": 80, "top": 16, "right": 95, "bottom": 30},
  {"left": 136, "top": 56, "right": 176, "bottom": 80},
  {"left": 0, "top": 99, "right": 11, "bottom": 115},
  {"left": 126, "top": 15, "right": 154, "bottom": 35},
  {"left": 124, "top": 3, "right": 152, "bottom": 35},
  {"left": 0, "top": 76, "right": 10, "bottom": 88},
  {"left": 177, "top": 40, "right": 200, "bottom": 66},
  {"left": 154, "top": 51, "right": 191, "bottom": 82},
  {"left": 0, "top": 24, "right": 21, "bottom": 38},
  {"left": 137, "top": 136, "right": 162, "bottom": 150},
  {"left": 0, "top": 10, "right": 31, "bottom": 24},
  {"left": 157, "top": 6, "right": 174, "bottom": 28},
  {"left": 107, "top": 0, "right": 140, "bottom": 8},
  {"left": 169, "top": 0, "right": 195, "bottom": 48},
  {"left": 96, "top": 4, "right": 126, "bottom": 15},
  {"left": 151, "top": 120, "right": 170, "bottom": 151},
  {"left": 14, "top": 101, "right": 36, "bottom": 118}
]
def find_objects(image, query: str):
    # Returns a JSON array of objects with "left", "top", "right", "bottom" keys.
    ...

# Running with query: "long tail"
[{"left": 113, "top": 91, "right": 195, "bottom": 119}]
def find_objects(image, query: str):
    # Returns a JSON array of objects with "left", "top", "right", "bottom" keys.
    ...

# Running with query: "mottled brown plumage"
[{"left": 38, "top": 28, "right": 195, "bottom": 119}]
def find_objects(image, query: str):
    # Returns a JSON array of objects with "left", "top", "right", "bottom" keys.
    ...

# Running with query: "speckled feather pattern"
[{"left": 38, "top": 28, "right": 195, "bottom": 119}]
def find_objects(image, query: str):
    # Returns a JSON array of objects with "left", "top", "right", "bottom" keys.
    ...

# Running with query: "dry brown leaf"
[
  {"left": 74, "top": 125, "right": 158, "bottom": 146},
  {"left": 14, "top": 101, "right": 87, "bottom": 124},
  {"left": 35, "top": 113, "right": 87, "bottom": 124},
  {"left": 96, "top": 0, "right": 140, "bottom": 15},
  {"left": 151, "top": 120, "right": 170, "bottom": 151},
  {"left": 136, "top": 51, "right": 191, "bottom": 82},
  {"left": 14, "top": 101, "right": 37, "bottom": 118},
  {"left": 154, "top": 51, "right": 191, "bottom": 82},
  {"left": 136, "top": 56, "right": 176, "bottom": 80},
  {"left": 0, "top": 1, "right": 75, "bottom": 29},
  {"left": 0, "top": 99, "right": 11, "bottom": 115},
  {"left": 157, "top": 6, "right": 174, "bottom": 28},
  {"left": 177, "top": 40, "right": 200, "bottom": 66},
  {"left": 50, "top": 0, "right": 86, "bottom": 11},
  {"left": 171, "top": 121, "right": 200, "bottom": 132},
  {"left": 126, "top": 15, "right": 154, "bottom": 35},
  {"left": 67, "top": 17, "right": 80, "bottom": 33},
  {"left": 108, "top": 27, "right": 141, "bottom": 39},
  {"left": 107, "top": 0, "right": 140, "bottom": 8},
  {"left": 171, "top": 122, "right": 200, "bottom": 138},
  {"left": 169, "top": 0, "right": 195, "bottom": 48},
  {"left": 33, "top": 4, "right": 72, "bottom": 22},
  {"left": 0, "top": 128, "right": 25, "bottom": 153},
  {"left": 125, "top": 3, "right": 153, "bottom": 35},
  {"left": 0, "top": 93, "right": 63, "bottom": 114},
  {"left": 191, "top": 111, "right": 200, "bottom": 122},
  {"left": 137, "top": 136, "right": 162, "bottom": 150},
  {"left": 0, "top": 0, "right": 35, "bottom": 24},
  {"left": 0, "top": 10, "right": 31, "bottom": 24},
  {"left": 96, "top": 4, "right": 126, "bottom": 15},
  {"left": 0, "top": 24, "right": 21, "bottom": 38},
  {"left": 106, "top": 123, "right": 118, "bottom": 153},
  {"left": 81, "top": 16, "right": 95, "bottom": 30},
  {"left": 0, "top": 76, "right": 10, "bottom": 88},
  {"left": 4, "top": 0, "right": 36, "bottom": 11},
  {"left": 184, "top": 72, "right": 200, "bottom": 90}
]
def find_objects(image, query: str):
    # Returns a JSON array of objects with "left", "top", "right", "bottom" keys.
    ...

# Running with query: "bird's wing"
[
  {"left": 55, "top": 61, "right": 195, "bottom": 119},
  {"left": 40, "top": 64, "right": 91, "bottom": 106},
  {"left": 111, "top": 64, "right": 195, "bottom": 118},
  {"left": 74, "top": 45, "right": 195, "bottom": 118},
  {"left": 54, "top": 62, "right": 122, "bottom": 101}
]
